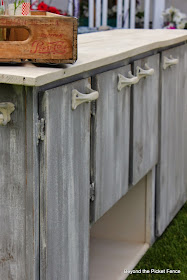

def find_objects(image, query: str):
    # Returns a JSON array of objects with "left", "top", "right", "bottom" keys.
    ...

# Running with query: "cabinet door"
[
  {"left": 156, "top": 45, "right": 187, "bottom": 236},
  {"left": 0, "top": 85, "right": 39, "bottom": 280},
  {"left": 39, "top": 79, "right": 91, "bottom": 280},
  {"left": 184, "top": 46, "right": 187, "bottom": 199},
  {"left": 131, "top": 54, "right": 159, "bottom": 185},
  {"left": 92, "top": 66, "right": 130, "bottom": 222}
]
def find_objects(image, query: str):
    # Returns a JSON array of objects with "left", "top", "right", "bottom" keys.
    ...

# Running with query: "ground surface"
[{"left": 128, "top": 202, "right": 187, "bottom": 279}]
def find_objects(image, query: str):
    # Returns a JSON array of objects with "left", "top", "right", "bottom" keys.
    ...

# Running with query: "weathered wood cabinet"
[
  {"left": 0, "top": 86, "right": 39, "bottom": 280},
  {"left": 0, "top": 30, "right": 187, "bottom": 280},
  {"left": 131, "top": 54, "right": 159, "bottom": 185},
  {"left": 39, "top": 80, "right": 91, "bottom": 280},
  {"left": 92, "top": 66, "right": 130, "bottom": 222},
  {"left": 156, "top": 45, "right": 187, "bottom": 236}
]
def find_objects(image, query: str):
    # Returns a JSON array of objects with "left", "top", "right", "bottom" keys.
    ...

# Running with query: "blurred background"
[{"left": 32, "top": 0, "right": 187, "bottom": 31}]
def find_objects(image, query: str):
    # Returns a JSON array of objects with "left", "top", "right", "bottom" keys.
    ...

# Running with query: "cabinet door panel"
[
  {"left": 92, "top": 66, "right": 130, "bottom": 222},
  {"left": 40, "top": 79, "right": 90, "bottom": 280},
  {"left": 184, "top": 46, "right": 187, "bottom": 200},
  {"left": 131, "top": 54, "right": 159, "bottom": 185},
  {"left": 156, "top": 45, "right": 187, "bottom": 236},
  {"left": 0, "top": 85, "right": 39, "bottom": 280}
]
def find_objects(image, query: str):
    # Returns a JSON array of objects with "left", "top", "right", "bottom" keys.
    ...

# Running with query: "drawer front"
[
  {"left": 39, "top": 79, "right": 91, "bottom": 280},
  {"left": 131, "top": 54, "right": 159, "bottom": 185},
  {"left": 92, "top": 65, "right": 130, "bottom": 222},
  {"left": 156, "top": 45, "right": 187, "bottom": 236}
]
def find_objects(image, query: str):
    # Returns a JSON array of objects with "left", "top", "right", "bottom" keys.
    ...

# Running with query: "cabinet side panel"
[
  {"left": 40, "top": 80, "right": 90, "bottom": 280},
  {"left": 93, "top": 66, "right": 130, "bottom": 222},
  {"left": 183, "top": 46, "right": 187, "bottom": 201},
  {"left": 0, "top": 85, "right": 26, "bottom": 280},
  {"left": 156, "top": 45, "right": 187, "bottom": 236}
]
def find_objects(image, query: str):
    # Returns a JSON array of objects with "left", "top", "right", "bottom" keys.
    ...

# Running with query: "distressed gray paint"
[
  {"left": 92, "top": 66, "right": 130, "bottom": 222},
  {"left": 40, "top": 79, "right": 90, "bottom": 280},
  {"left": 25, "top": 87, "right": 40, "bottom": 280},
  {"left": 1, "top": 43, "right": 187, "bottom": 279},
  {"left": 156, "top": 45, "right": 187, "bottom": 236},
  {"left": 131, "top": 54, "right": 159, "bottom": 185},
  {"left": 184, "top": 47, "right": 187, "bottom": 203},
  {"left": 0, "top": 85, "right": 39, "bottom": 280}
]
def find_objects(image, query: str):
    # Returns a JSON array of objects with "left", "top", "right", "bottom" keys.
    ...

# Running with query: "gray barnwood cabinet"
[
  {"left": 156, "top": 45, "right": 187, "bottom": 236},
  {"left": 131, "top": 54, "right": 159, "bottom": 185},
  {"left": 92, "top": 66, "right": 130, "bottom": 222},
  {"left": 0, "top": 30, "right": 187, "bottom": 280},
  {"left": 39, "top": 79, "right": 91, "bottom": 280},
  {"left": 0, "top": 86, "right": 39, "bottom": 280}
]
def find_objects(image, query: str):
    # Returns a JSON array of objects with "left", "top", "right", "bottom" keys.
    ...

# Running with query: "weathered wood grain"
[
  {"left": 0, "top": 31, "right": 187, "bottom": 87},
  {"left": 131, "top": 54, "right": 159, "bottom": 185},
  {"left": 25, "top": 87, "right": 40, "bottom": 280},
  {"left": 0, "top": 85, "right": 39, "bottom": 280},
  {"left": 92, "top": 65, "right": 130, "bottom": 222},
  {"left": 39, "top": 79, "right": 90, "bottom": 280},
  {"left": 184, "top": 47, "right": 187, "bottom": 201},
  {"left": 0, "top": 12, "right": 77, "bottom": 64},
  {"left": 156, "top": 45, "right": 187, "bottom": 236}
]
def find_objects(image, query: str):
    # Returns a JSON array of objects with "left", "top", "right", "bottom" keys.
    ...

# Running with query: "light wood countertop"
[{"left": 0, "top": 29, "right": 186, "bottom": 86}]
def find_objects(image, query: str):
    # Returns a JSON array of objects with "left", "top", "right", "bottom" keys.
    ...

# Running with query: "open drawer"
[{"left": 89, "top": 168, "right": 155, "bottom": 280}]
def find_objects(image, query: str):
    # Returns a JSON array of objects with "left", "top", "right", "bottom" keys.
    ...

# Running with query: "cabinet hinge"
[
  {"left": 37, "top": 117, "right": 45, "bottom": 145},
  {"left": 90, "top": 183, "right": 95, "bottom": 201},
  {"left": 91, "top": 101, "right": 96, "bottom": 116}
]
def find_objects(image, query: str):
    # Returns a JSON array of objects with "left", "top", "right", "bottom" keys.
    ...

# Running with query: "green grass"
[{"left": 128, "top": 202, "right": 187, "bottom": 280}]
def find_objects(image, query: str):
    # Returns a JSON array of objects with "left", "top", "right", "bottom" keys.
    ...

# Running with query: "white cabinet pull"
[
  {"left": 163, "top": 55, "right": 179, "bottom": 70},
  {"left": 0, "top": 102, "right": 15, "bottom": 126},
  {"left": 72, "top": 86, "right": 99, "bottom": 110},
  {"left": 136, "top": 63, "right": 154, "bottom": 80},
  {"left": 118, "top": 71, "right": 139, "bottom": 91}
]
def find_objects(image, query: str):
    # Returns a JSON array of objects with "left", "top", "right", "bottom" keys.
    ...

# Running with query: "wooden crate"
[{"left": 0, "top": 11, "right": 77, "bottom": 64}]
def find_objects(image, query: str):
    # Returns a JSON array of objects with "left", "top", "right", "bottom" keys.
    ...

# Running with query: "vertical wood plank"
[
  {"left": 92, "top": 65, "right": 130, "bottom": 222},
  {"left": 40, "top": 79, "right": 90, "bottom": 280},
  {"left": 68, "top": 0, "right": 73, "bottom": 16},
  {"left": 130, "top": 0, "right": 136, "bottom": 28},
  {"left": 96, "top": 0, "right": 101, "bottom": 27},
  {"left": 0, "top": 85, "right": 26, "bottom": 280},
  {"left": 124, "top": 0, "right": 129, "bottom": 29},
  {"left": 25, "top": 87, "right": 40, "bottom": 280},
  {"left": 89, "top": 0, "right": 94, "bottom": 27},
  {"left": 144, "top": 0, "right": 150, "bottom": 29},
  {"left": 153, "top": 0, "right": 165, "bottom": 28},
  {"left": 184, "top": 46, "right": 187, "bottom": 197},
  {"left": 117, "top": 0, "right": 123, "bottom": 28},
  {"left": 156, "top": 45, "right": 187, "bottom": 236},
  {"left": 0, "top": 85, "right": 39, "bottom": 280},
  {"left": 102, "top": 0, "right": 108, "bottom": 26},
  {"left": 131, "top": 54, "right": 159, "bottom": 185},
  {"left": 73, "top": 0, "right": 79, "bottom": 18}
]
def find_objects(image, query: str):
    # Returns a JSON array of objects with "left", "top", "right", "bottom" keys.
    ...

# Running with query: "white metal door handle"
[
  {"left": 0, "top": 102, "right": 15, "bottom": 126},
  {"left": 118, "top": 71, "right": 139, "bottom": 91},
  {"left": 163, "top": 55, "right": 179, "bottom": 70},
  {"left": 72, "top": 86, "right": 99, "bottom": 110},
  {"left": 136, "top": 63, "right": 154, "bottom": 80}
]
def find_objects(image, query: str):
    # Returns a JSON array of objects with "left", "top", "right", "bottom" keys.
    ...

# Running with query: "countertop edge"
[{"left": 0, "top": 31, "right": 186, "bottom": 87}]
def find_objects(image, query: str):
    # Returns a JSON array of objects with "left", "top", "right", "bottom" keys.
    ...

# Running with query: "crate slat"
[{"left": 0, "top": 12, "right": 77, "bottom": 64}]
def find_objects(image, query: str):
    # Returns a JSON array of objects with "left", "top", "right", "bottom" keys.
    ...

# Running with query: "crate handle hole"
[{"left": 0, "top": 27, "right": 30, "bottom": 41}]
